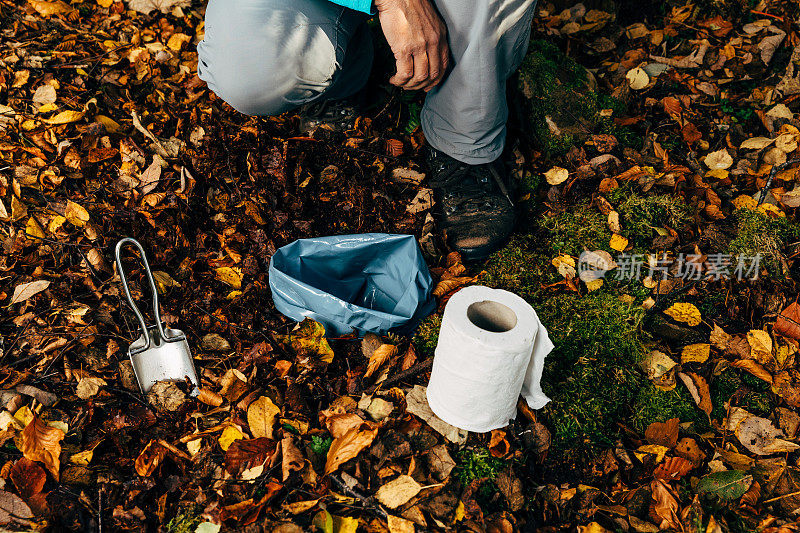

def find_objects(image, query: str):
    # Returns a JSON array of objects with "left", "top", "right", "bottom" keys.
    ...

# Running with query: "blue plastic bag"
[{"left": 269, "top": 234, "right": 436, "bottom": 336}]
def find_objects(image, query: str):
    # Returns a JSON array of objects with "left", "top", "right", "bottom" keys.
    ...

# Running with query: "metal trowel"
[{"left": 115, "top": 237, "right": 199, "bottom": 395}]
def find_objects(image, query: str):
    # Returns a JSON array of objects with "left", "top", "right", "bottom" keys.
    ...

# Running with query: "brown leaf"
[
  {"left": 730, "top": 359, "right": 773, "bottom": 384},
  {"left": 653, "top": 456, "right": 694, "bottom": 481},
  {"left": 772, "top": 372, "right": 800, "bottom": 408},
  {"left": 281, "top": 436, "right": 304, "bottom": 481},
  {"left": 489, "top": 430, "right": 511, "bottom": 458},
  {"left": 645, "top": 418, "right": 679, "bottom": 448},
  {"left": 10, "top": 458, "right": 46, "bottom": 499},
  {"left": 375, "top": 475, "right": 422, "bottom": 509},
  {"left": 325, "top": 422, "right": 379, "bottom": 474},
  {"left": 675, "top": 437, "right": 705, "bottom": 467},
  {"left": 225, "top": 437, "right": 275, "bottom": 475},
  {"left": 432, "top": 277, "right": 473, "bottom": 297},
  {"left": 776, "top": 302, "right": 800, "bottom": 341},
  {"left": 20, "top": 415, "right": 64, "bottom": 480},
  {"left": 649, "top": 479, "right": 682, "bottom": 531},
  {"left": 134, "top": 439, "right": 168, "bottom": 477},
  {"left": 365, "top": 344, "right": 398, "bottom": 378},
  {"left": 678, "top": 372, "right": 712, "bottom": 416},
  {"left": 0, "top": 490, "right": 33, "bottom": 527}
]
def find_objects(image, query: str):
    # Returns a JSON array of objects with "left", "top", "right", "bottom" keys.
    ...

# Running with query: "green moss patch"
[{"left": 728, "top": 208, "right": 800, "bottom": 277}]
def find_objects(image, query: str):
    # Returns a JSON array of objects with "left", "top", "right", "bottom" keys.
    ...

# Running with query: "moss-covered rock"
[
  {"left": 728, "top": 208, "right": 800, "bottom": 277},
  {"left": 516, "top": 40, "right": 632, "bottom": 155}
]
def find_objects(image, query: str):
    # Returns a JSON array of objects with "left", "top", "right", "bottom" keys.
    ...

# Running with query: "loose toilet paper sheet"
[{"left": 426, "top": 286, "right": 554, "bottom": 433}]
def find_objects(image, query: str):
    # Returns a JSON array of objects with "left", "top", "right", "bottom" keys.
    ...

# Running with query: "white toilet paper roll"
[{"left": 426, "top": 285, "right": 554, "bottom": 433}]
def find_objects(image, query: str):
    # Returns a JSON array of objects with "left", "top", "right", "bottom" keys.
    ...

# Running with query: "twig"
[
  {"left": 757, "top": 159, "right": 800, "bottom": 207},
  {"left": 329, "top": 475, "right": 387, "bottom": 518},
  {"left": 362, "top": 357, "right": 433, "bottom": 395}
]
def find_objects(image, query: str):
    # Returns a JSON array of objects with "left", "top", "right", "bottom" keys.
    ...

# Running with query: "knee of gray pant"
[{"left": 197, "top": 36, "right": 337, "bottom": 117}]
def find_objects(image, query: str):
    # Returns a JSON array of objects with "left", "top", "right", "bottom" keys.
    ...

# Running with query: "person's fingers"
[
  {"left": 422, "top": 43, "right": 442, "bottom": 89},
  {"left": 404, "top": 49, "right": 430, "bottom": 90},
  {"left": 389, "top": 53, "right": 414, "bottom": 87}
]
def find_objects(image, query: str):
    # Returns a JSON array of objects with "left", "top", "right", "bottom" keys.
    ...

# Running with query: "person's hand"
[{"left": 374, "top": 0, "right": 449, "bottom": 92}]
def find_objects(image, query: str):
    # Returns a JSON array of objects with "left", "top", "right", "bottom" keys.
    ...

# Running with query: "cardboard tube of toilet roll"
[{"left": 426, "top": 285, "right": 554, "bottom": 433}]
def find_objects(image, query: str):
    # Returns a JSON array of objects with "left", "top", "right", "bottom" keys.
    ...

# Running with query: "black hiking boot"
[
  {"left": 426, "top": 148, "right": 516, "bottom": 262},
  {"left": 298, "top": 96, "right": 362, "bottom": 134}
]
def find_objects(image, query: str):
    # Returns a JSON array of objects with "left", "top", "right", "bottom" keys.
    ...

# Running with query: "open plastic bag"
[{"left": 269, "top": 233, "right": 436, "bottom": 336}]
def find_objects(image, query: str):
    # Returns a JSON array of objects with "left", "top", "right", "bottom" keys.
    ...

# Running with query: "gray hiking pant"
[{"left": 197, "top": 0, "right": 537, "bottom": 164}]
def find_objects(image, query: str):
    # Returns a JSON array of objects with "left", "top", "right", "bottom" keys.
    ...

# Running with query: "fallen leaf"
[
  {"left": 64, "top": 200, "right": 89, "bottom": 227},
  {"left": 406, "top": 188, "right": 434, "bottom": 214},
  {"left": 776, "top": 302, "right": 800, "bottom": 341},
  {"left": 365, "top": 344, "right": 397, "bottom": 378},
  {"left": 9, "top": 280, "right": 50, "bottom": 305},
  {"left": 215, "top": 266, "right": 242, "bottom": 289},
  {"left": 740, "top": 137, "right": 774, "bottom": 150},
  {"left": 649, "top": 479, "right": 681, "bottom": 531},
  {"left": 10, "top": 458, "right": 46, "bottom": 499},
  {"left": 678, "top": 372, "right": 712, "bottom": 416},
  {"left": 248, "top": 396, "right": 280, "bottom": 439},
  {"left": 747, "top": 329, "right": 773, "bottom": 364},
  {"left": 276, "top": 318, "right": 335, "bottom": 364},
  {"left": 645, "top": 418, "right": 679, "bottom": 448},
  {"left": 405, "top": 386, "right": 468, "bottom": 444},
  {"left": 375, "top": 475, "right": 422, "bottom": 509},
  {"left": 545, "top": 166, "right": 569, "bottom": 185},
  {"left": 610, "top": 234, "right": 628, "bottom": 251},
  {"left": 681, "top": 343, "right": 710, "bottom": 364},
  {"left": 387, "top": 515, "right": 415, "bottom": 533},
  {"left": 281, "top": 436, "right": 304, "bottom": 481},
  {"left": 76, "top": 376, "right": 106, "bottom": 399},
  {"left": 43, "top": 110, "right": 84, "bottom": 125},
  {"left": 126, "top": 0, "right": 189, "bottom": 14},
  {"left": 20, "top": 415, "right": 64, "bottom": 480},
  {"left": 732, "top": 409, "right": 800, "bottom": 455},
  {"left": 704, "top": 149, "right": 733, "bottom": 170},
  {"left": 325, "top": 422, "right": 379, "bottom": 474},
  {"left": 219, "top": 426, "right": 245, "bottom": 452},
  {"left": 664, "top": 303, "right": 702, "bottom": 326},
  {"left": 696, "top": 470, "right": 753, "bottom": 499},
  {"left": 134, "top": 439, "right": 168, "bottom": 477},
  {"left": 653, "top": 456, "right": 693, "bottom": 481},
  {"left": 626, "top": 67, "right": 650, "bottom": 90}
]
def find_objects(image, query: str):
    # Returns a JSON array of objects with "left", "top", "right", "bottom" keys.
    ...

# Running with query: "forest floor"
[{"left": 3, "top": 0, "right": 800, "bottom": 531}]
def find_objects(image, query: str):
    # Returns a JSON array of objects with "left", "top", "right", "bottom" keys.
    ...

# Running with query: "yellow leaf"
[
  {"left": 276, "top": 318, "right": 335, "bottom": 364},
  {"left": 681, "top": 343, "right": 711, "bottom": 364},
  {"left": 454, "top": 500, "right": 465, "bottom": 522},
  {"left": 247, "top": 396, "right": 280, "bottom": 439},
  {"left": 97, "top": 0, "right": 113, "bottom": 6},
  {"left": 215, "top": 266, "right": 242, "bottom": 289},
  {"left": 365, "top": 344, "right": 397, "bottom": 378},
  {"left": 759, "top": 203, "right": 785, "bottom": 217},
  {"left": 43, "top": 109, "right": 84, "bottom": 125},
  {"left": 610, "top": 234, "right": 628, "bottom": 251},
  {"left": 545, "top": 166, "right": 569, "bottom": 185},
  {"left": 25, "top": 217, "right": 44, "bottom": 239},
  {"left": 36, "top": 103, "right": 58, "bottom": 114},
  {"left": 584, "top": 278, "right": 604, "bottom": 292},
  {"left": 579, "top": 523, "right": 612, "bottom": 533},
  {"left": 28, "top": 0, "right": 73, "bottom": 16},
  {"left": 552, "top": 254, "right": 576, "bottom": 278},
  {"left": 47, "top": 215, "right": 67, "bottom": 233},
  {"left": 167, "top": 33, "right": 191, "bottom": 51},
  {"left": 94, "top": 114, "right": 121, "bottom": 133},
  {"left": 218, "top": 426, "right": 244, "bottom": 451},
  {"left": 664, "top": 302, "right": 702, "bottom": 327},
  {"left": 14, "top": 406, "right": 34, "bottom": 427},
  {"left": 732, "top": 195, "right": 757, "bottom": 210},
  {"left": 634, "top": 444, "right": 669, "bottom": 463},
  {"left": 65, "top": 200, "right": 90, "bottom": 227},
  {"left": 747, "top": 329, "right": 773, "bottom": 364},
  {"left": 332, "top": 515, "right": 359, "bottom": 533},
  {"left": 152, "top": 270, "right": 180, "bottom": 293},
  {"left": 70, "top": 440, "right": 102, "bottom": 466},
  {"left": 704, "top": 169, "right": 729, "bottom": 180}
]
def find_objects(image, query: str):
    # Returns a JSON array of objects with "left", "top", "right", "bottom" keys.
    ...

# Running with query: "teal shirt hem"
[{"left": 329, "top": 0, "right": 375, "bottom": 14}]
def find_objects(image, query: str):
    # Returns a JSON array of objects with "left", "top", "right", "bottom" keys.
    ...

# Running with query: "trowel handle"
[{"left": 115, "top": 238, "right": 184, "bottom": 352}]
